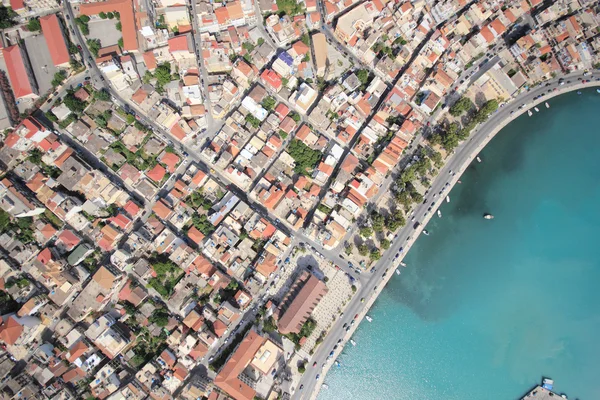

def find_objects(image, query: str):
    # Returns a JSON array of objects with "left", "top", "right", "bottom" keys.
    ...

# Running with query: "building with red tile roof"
[
  {"left": 214, "top": 329, "right": 266, "bottom": 400},
  {"left": 9, "top": 0, "right": 24, "bottom": 10},
  {"left": 276, "top": 271, "right": 327, "bottom": 334},
  {"left": 79, "top": 0, "right": 138, "bottom": 51},
  {"left": 152, "top": 199, "right": 172, "bottom": 220},
  {"left": 260, "top": 69, "right": 282, "bottom": 92},
  {"left": 2, "top": 45, "right": 37, "bottom": 99},
  {"left": 40, "top": 14, "right": 70, "bottom": 66},
  {"left": 160, "top": 152, "right": 180, "bottom": 173},
  {"left": 0, "top": 316, "right": 24, "bottom": 345},
  {"left": 168, "top": 35, "right": 190, "bottom": 52},
  {"left": 187, "top": 226, "right": 205, "bottom": 245},
  {"left": 147, "top": 164, "right": 166, "bottom": 183},
  {"left": 57, "top": 230, "right": 81, "bottom": 251},
  {"left": 142, "top": 51, "right": 157, "bottom": 71}
]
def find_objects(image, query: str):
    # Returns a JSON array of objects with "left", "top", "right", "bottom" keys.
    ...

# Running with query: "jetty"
[{"left": 521, "top": 379, "right": 568, "bottom": 400}]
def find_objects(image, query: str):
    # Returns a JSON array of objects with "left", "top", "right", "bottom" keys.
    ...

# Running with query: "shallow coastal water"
[{"left": 318, "top": 90, "right": 600, "bottom": 400}]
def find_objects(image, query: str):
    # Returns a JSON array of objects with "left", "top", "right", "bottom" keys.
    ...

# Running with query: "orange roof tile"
[
  {"left": 3, "top": 45, "right": 34, "bottom": 98},
  {"left": 40, "top": 14, "right": 70, "bottom": 66},
  {"left": 147, "top": 164, "right": 166, "bottom": 182}
]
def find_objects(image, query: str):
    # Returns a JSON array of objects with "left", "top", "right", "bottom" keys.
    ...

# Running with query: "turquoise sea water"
[{"left": 319, "top": 90, "right": 600, "bottom": 400}]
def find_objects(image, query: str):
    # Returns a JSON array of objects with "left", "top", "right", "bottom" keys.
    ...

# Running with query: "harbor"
[{"left": 521, "top": 379, "right": 570, "bottom": 400}]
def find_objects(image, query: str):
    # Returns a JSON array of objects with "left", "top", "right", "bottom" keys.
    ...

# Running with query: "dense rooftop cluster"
[{"left": 0, "top": 0, "right": 598, "bottom": 398}]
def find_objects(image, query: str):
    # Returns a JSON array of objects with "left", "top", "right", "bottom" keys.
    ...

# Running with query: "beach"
[{"left": 296, "top": 74, "right": 600, "bottom": 400}]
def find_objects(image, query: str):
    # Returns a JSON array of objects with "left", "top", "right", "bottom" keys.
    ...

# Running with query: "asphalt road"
[{"left": 293, "top": 71, "right": 600, "bottom": 399}]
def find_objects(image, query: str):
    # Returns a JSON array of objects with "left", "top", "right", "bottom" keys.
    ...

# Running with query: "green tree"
[
  {"left": 0, "top": 209, "right": 10, "bottom": 232},
  {"left": 449, "top": 96, "right": 474, "bottom": 117},
  {"left": 106, "top": 11, "right": 114, "bottom": 19},
  {"left": 143, "top": 71, "right": 153, "bottom": 84},
  {"left": 75, "top": 15, "right": 90, "bottom": 35},
  {"left": 117, "top": 38, "right": 124, "bottom": 48},
  {"left": 290, "top": 112, "right": 301, "bottom": 123},
  {"left": 300, "top": 33, "right": 309, "bottom": 45},
  {"left": 70, "top": 59, "right": 82, "bottom": 70},
  {"left": 358, "top": 244, "right": 368, "bottom": 256},
  {"left": 51, "top": 71, "right": 67, "bottom": 88},
  {"left": 94, "top": 89, "right": 111, "bottom": 101},
  {"left": 149, "top": 309, "right": 170, "bottom": 327},
  {"left": 287, "top": 139, "right": 322, "bottom": 175},
  {"left": 380, "top": 239, "right": 390, "bottom": 249},
  {"left": 261, "top": 96, "right": 276, "bottom": 111},
  {"left": 86, "top": 38, "right": 101, "bottom": 57},
  {"left": 68, "top": 43, "right": 78, "bottom": 54},
  {"left": 245, "top": 113, "right": 261, "bottom": 128},
  {"left": 369, "top": 249, "right": 381, "bottom": 261},
  {"left": 371, "top": 211, "right": 385, "bottom": 232},
  {"left": 63, "top": 93, "right": 86, "bottom": 113},
  {"left": 26, "top": 18, "right": 41, "bottom": 32},
  {"left": 99, "top": 11, "right": 107, "bottom": 18},
  {"left": 359, "top": 226, "right": 373, "bottom": 238},
  {"left": 344, "top": 243, "right": 353, "bottom": 255},
  {"left": 115, "top": 21, "right": 122, "bottom": 31},
  {"left": 154, "top": 63, "right": 174, "bottom": 89},
  {"left": 0, "top": 6, "right": 17, "bottom": 29}
]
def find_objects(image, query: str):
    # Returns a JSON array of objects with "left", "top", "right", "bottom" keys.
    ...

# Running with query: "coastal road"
[{"left": 293, "top": 71, "right": 600, "bottom": 399}]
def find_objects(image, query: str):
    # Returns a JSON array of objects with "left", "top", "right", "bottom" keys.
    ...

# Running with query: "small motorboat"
[
  {"left": 437, "top": 210, "right": 442, "bottom": 218},
  {"left": 365, "top": 316, "right": 373, "bottom": 322},
  {"left": 597, "top": 89, "right": 600, "bottom": 93},
  {"left": 476, "top": 156, "right": 482, "bottom": 163},
  {"left": 545, "top": 102, "right": 550, "bottom": 108},
  {"left": 400, "top": 261, "right": 406, "bottom": 267},
  {"left": 423, "top": 230, "right": 429, "bottom": 236},
  {"left": 577, "top": 91, "right": 582, "bottom": 95},
  {"left": 322, "top": 383, "right": 330, "bottom": 389},
  {"left": 350, "top": 339, "right": 357, "bottom": 346},
  {"left": 457, "top": 180, "right": 462, "bottom": 184},
  {"left": 483, "top": 213, "right": 494, "bottom": 220},
  {"left": 527, "top": 110, "right": 533, "bottom": 116},
  {"left": 395, "top": 269, "right": 401, "bottom": 275},
  {"left": 534, "top": 107, "right": 539, "bottom": 112},
  {"left": 446, "top": 195, "right": 450, "bottom": 203}
]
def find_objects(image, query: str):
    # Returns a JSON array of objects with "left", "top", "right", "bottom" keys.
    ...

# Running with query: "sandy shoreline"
[{"left": 307, "top": 80, "right": 600, "bottom": 400}]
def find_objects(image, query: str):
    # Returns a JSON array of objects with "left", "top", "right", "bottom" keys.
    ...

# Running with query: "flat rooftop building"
[{"left": 276, "top": 271, "right": 327, "bottom": 334}]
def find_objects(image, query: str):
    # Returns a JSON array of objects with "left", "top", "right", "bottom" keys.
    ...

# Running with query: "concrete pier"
[{"left": 521, "top": 385, "right": 567, "bottom": 400}]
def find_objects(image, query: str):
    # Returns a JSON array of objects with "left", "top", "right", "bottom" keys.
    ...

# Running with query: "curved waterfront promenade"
[{"left": 294, "top": 71, "right": 600, "bottom": 400}]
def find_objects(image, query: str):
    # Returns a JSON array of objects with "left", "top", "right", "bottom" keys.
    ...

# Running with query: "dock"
[{"left": 521, "top": 386, "right": 567, "bottom": 400}]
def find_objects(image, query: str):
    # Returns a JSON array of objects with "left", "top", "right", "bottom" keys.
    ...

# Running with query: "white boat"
[
  {"left": 446, "top": 195, "right": 450, "bottom": 203},
  {"left": 365, "top": 316, "right": 373, "bottom": 322},
  {"left": 423, "top": 230, "right": 430, "bottom": 236},
  {"left": 545, "top": 102, "right": 550, "bottom": 108},
  {"left": 399, "top": 261, "right": 407, "bottom": 267},
  {"left": 476, "top": 156, "right": 482, "bottom": 163},
  {"left": 527, "top": 110, "right": 533, "bottom": 116},
  {"left": 395, "top": 269, "right": 401, "bottom": 275},
  {"left": 322, "top": 384, "right": 329, "bottom": 389},
  {"left": 483, "top": 213, "right": 494, "bottom": 220},
  {"left": 597, "top": 89, "right": 600, "bottom": 93},
  {"left": 437, "top": 210, "right": 442, "bottom": 218},
  {"left": 534, "top": 107, "right": 539, "bottom": 112},
  {"left": 350, "top": 339, "right": 357, "bottom": 346}
]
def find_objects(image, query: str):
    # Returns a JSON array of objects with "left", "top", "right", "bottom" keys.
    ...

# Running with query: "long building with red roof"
[
  {"left": 40, "top": 14, "right": 70, "bottom": 66},
  {"left": 2, "top": 45, "right": 38, "bottom": 99}
]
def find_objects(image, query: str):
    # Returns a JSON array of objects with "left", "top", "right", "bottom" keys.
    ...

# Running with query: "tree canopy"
[
  {"left": 288, "top": 139, "right": 322, "bottom": 175},
  {"left": 26, "top": 18, "right": 41, "bottom": 32},
  {"left": 0, "top": 6, "right": 17, "bottom": 29},
  {"left": 449, "top": 96, "right": 474, "bottom": 117}
]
